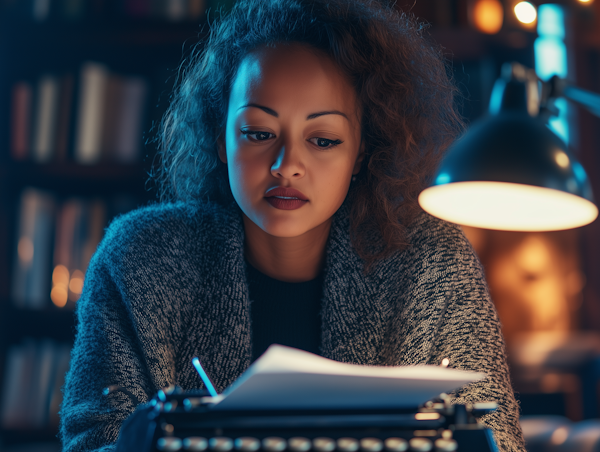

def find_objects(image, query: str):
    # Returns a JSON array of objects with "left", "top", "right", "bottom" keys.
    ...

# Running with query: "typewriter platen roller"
[{"left": 115, "top": 387, "right": 499, "bottom": 452}]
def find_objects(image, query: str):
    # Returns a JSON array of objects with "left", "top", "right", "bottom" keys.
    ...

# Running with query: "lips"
[
  {"left": 264, "top": 187, "right": 308, "bottom": 201},
  {"left": 264, "top": 187, "right": 308, "bottom": 210}
]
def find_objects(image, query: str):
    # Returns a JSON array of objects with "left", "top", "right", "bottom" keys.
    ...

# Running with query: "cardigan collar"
[{"left": 215, "top": 200, "right": 393, "bottom": 370}]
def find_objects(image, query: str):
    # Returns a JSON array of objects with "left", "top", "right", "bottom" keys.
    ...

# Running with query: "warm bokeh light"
[
  {"left": 51, "top": 286, "right": 68, "bottom": 308},
  {"left": 69, "top": 269, "right": 84, "bottom": 295},
  {"left": 554, "top": 151, "right": 570, "bottom": 169},
  {"left": 418, "top": 181, "right": 598, "bottom": 231},
  {"left": 18, "top": 237, "right": 34, "bottom": 265},
  {"left": 514, "top": 2, "right": 537, "bottom": 24},
  {"left": 473, "top": 0, "right": 504, "bottom": 34},
  {"left": 52, "top": 264, "right": 70, "bottom": 286},
  {"left": 577, "top": 0, "right": 593, "bottom": 3}
]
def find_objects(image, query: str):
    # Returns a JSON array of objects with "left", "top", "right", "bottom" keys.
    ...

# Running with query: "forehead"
[{"left": 229, "top": 44, "right": 358, "bottom": 116}]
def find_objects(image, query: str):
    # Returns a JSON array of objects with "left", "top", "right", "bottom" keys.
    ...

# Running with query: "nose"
[{"left": 270, "top": 141, "right": 305, "bottom": 179}]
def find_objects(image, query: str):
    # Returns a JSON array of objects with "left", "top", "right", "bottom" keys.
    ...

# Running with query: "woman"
[{"left": 60, "top": 1, "right": 525, "bottom": 451}]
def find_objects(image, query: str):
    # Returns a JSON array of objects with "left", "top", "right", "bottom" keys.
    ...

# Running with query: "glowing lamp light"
[
  {"left": 419, "top": 182, "right": 597, "bottom": 231},
  {"left": 419, "top": 63, "right": 599, "bottom": 232},
  {"left": 514, "top": 2, "right": 537, "bottom": 24},
  {"left": 473, "top": 0, "right": 504, "bottom": 34}
]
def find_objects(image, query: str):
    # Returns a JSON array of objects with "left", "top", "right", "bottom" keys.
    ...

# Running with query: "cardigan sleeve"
[
  {"left": 422, "top": 230, "right": 526, "bottom": 452},
  {"left": 59, "top": 245, "right": 156, "bottom": 452}
]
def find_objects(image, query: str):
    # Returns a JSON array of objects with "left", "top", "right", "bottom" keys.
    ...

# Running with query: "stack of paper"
[{"left": 212, "top": 345, "right": 485, "bottom": 410}]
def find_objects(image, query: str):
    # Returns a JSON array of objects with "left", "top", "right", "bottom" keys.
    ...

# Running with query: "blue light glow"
[
  {"left": 436, "top": 173, "right": 451, "bottom": 185},
  {"left": 535, "top": 4, "right": 569, "bottom": 144}
]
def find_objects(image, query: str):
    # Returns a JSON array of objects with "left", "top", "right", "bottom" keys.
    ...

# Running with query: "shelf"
[
  {"left": 0, "top": 305, "right": 76, "bottom": 343},
  {"left": 0, "top": 17, "right": 206, "bottom": 45},
  {"left": 0, "top": 426, "right": 60, "bottom": 447},
  {"left": 0, "top": 161, "right": 155, "bottom": 195}
]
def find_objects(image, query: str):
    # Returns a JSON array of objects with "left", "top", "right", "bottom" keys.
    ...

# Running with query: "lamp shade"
[{"left": 419, "top": 111, "right": 598, "bottom": 231}]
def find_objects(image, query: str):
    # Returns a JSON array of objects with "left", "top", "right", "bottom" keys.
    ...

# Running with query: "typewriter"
[{"left": 115, "top": 386, "right": 499, "bottom": 452}]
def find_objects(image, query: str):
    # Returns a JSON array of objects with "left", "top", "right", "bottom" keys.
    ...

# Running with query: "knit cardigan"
[{"left": 59, "top": 200, "right": 526, "bottom": 452}]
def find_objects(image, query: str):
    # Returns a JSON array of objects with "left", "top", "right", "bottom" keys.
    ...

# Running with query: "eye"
[
  {"left": 241, "top": 130, "right": 275, "bottom": 141},
  {"left": 308, "top": 137, "right": 343, "bottom": 149}
]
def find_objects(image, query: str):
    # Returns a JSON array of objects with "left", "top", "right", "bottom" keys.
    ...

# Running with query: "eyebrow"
[{"left": 238, "top": 103, "right": 349, "bottom": 121}]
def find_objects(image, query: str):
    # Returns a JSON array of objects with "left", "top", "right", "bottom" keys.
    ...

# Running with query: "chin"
[{"left": 259, "top": 219, "right": 312, "bottom": 238}]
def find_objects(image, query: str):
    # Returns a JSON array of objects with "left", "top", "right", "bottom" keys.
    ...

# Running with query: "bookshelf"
[{"left": 0, "top": 1, "right": 210, "bottom": 449}]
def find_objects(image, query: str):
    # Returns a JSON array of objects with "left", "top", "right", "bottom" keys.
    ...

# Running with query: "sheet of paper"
[{"left": 212, "top": 345, "right": 485, "bottom": 410}]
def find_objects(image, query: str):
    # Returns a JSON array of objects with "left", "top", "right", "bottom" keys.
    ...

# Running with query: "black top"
[{"left": 246, "top": 261, "right": 323, "bottom": 362}]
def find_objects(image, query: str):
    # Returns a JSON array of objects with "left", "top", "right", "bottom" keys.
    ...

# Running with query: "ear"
[
  {"left": 217, "top": 135, "right": 227, "bottom": 164},
  {"left": 352, "top": 140, "right": 365, "bottom": 175}
]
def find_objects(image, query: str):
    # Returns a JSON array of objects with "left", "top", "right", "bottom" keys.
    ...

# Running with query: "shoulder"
[
  {"left": 96, "top": 200, "right": 244, "bottom": 268},
  {"left": 402, "top": 209, "right": 479, "bottom": 267}
]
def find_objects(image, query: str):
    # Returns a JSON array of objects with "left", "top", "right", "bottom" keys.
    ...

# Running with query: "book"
[
  {"left": 55, "top": 73, "right": 75, "bottom": 161},
  {"left": 32, "top": 75, "right": 60, "bottom": 163},
  {"left": 0, "top": 339, "right": 37, "bottom": 428},
  {"left": 10, "top": 81, "right": 33, "bottom": 160},
  {"left": 11, "top": 188, "right": 56, "bottom": 309},
  {"left": 0, "top": 342, "right": 28, "bottom": 428},
  {"left": 0, "top": 339, "right": 72, "bottom": 429},
  {"left": 74, "top": 62, "right": 109, "bottom": 164},
  {"left": 212, "top": 345, "right": 485, "bottom": 411},
  {"left": 114, "top": 76, "right": 147, "bottom": 163}
]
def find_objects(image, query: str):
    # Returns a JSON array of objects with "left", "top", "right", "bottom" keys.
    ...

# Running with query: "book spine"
[
  {"left": 74, "top": 62, "right": 109, "bottom": 165},
  {"left": 32, "top": 75, "right": 60, "bottom": 163},
  {"left": 11, "top": 189, "right": 40, "bottom": 308},
  {"left": 189, "top": 0, "right": 206, "bottom": 20},
  {"left": 114, "top": 76, "right": 147, "bottom": 163},
  {"left": 27, "top": 190, "right": 56, "bottom": 308},
  {"left": 0, "top": 343, "right": 27, "bottom": 428},
  {"left": 55, "top": 73, "right": 75, "bottom": 161},
  {"left": 32, "top": 0, "right": 51, "bottom": 21},
  {"left": 10, "top": 82, "right": 33, "bottom": 161},
  {"left": 166, "top": 0, "right": 187, "bottom": 21}
]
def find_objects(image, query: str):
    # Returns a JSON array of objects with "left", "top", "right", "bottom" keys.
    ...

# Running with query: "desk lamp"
[{"left": 418, "top": 62, "right": 599, "bottom": 231}]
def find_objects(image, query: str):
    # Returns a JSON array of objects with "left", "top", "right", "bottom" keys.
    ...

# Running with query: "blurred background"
[{"left": 0, "top": 0, "right": 600, "bottom": 450}]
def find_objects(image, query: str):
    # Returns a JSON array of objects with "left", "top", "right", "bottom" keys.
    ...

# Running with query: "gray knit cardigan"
[{"left": 59, "top": 200, "right": 525, "bottom": 452}]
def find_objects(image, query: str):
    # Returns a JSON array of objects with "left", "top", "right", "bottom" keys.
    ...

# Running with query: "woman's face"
[{"left": 220, "top": 44, "right": 364, "bottom": 238}]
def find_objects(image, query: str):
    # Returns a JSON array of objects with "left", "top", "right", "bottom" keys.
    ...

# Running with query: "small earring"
[{"left": 352, "top": 175, "right": 357, "bottom": 182}]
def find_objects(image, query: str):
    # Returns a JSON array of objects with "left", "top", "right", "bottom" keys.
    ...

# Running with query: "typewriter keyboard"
[{"left": 155, "top": 435, "right": 458, "bottom": 452}]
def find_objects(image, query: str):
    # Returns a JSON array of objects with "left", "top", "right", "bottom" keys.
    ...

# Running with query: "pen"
[{"left": 192, "top": 357, "right": 219, "bottom": 397}]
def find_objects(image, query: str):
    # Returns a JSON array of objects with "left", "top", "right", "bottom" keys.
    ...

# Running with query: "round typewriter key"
[
  {"left": 263, "top": 437, "right": 287, "bottom": 452},
  {"left": 313, "top": 437, "right": 336, "bottom": 452},
  {"left": 433, "top": 439, "right": 457, "bottom": 452},
  {"left": 337, "top": 437, "right": 359, "bottom": 452},
  {"left": 157, "top": 437, "right": 183, "bottom": 451},
  {"left": 288, "top": 437, "right": 312, "bottom": 451},
  {"left": 408, "top": 438, "right": 432, "bottom": 452},
  {"left": 210, "top": 437, "right": 234, "bottom": 451},
  {"left": 360, "top": 438, "right": 383, "bottom": 452},
  {"left": 235, "top": 437, "right": 260, "bottom": 452},
  {"left": 384, "top": 438, "right": 408, "bottom": 452},
  {"left": 184, "top": 437, "right": 208, "bottom": 451}
]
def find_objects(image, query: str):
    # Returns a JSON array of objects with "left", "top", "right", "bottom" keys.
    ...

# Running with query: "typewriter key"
[
  {"left": 337, "top": 438, "right": 359, "bottom": 452},
  {"left": 184, "top": 437, "right": 208, "bottom": 451},
  {"left": 313, "top": 437, "right": 336, "bottom": 452},
  {"left": 383, "top": 438, "right": 408, "bottom": 452},
  {"left": 408, "top": 438, "right": 432, "bottom": 452},
  {"left": 360, "top": 438, "right": 383, "bottom": 452},
  {"left": 262, "top": 437, "right": 287, "bottom": 452},
  {"left": 433, "top": 439, "right": 457, "bottom": 452},
  {"left": 288, "top": 437, "right": 312, "bottom": 451},
  {"left": 235, "top": 437, "right": 260, "bottom": 451},
  {"left": 209, "top": 437, "right": 234, "bottom": 451},
  {"left": 157, "top": 437, "right": 183, "bottom": 451}
]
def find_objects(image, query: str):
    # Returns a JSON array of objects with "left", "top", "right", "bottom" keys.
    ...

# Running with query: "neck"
[{"left": 242, "top": 215, "right": 331, "bottom": 283}]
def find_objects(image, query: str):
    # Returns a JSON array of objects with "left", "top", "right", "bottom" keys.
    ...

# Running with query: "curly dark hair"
[{"left": 155, "top": 0, "right": 464, "bottom": 270}]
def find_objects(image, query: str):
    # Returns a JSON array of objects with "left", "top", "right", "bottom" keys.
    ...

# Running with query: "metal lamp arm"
[{"left": 548, "top": 75, "right": 600, "bottom": 119}]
